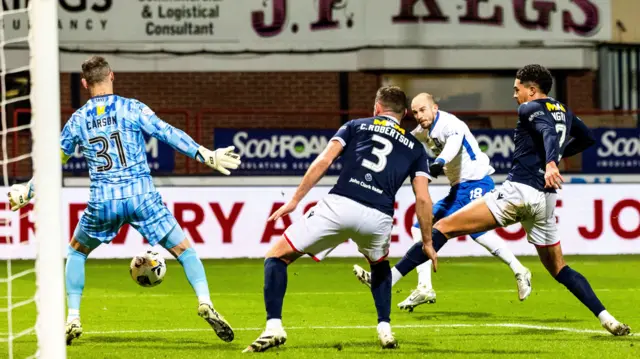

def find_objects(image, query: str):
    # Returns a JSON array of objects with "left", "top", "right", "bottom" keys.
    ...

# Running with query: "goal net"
[{"left": 0, "top": 1, "right": 66, "bottom": 358}]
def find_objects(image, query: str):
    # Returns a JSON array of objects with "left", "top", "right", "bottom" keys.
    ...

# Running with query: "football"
[{"left": 129, "top": 250, "right": 167, "bottom": 287}]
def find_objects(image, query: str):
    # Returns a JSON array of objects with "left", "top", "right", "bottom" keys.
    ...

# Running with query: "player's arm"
[
  {"left": 430, "top": 125, "right": 463, "bottom": 177},
  {"left": 8, "top": 117, "right": 77, "bottom": 211},
  {"left": 520, "top": 103, "right": 563, "bottom": 189},
  {"left": 269, "top": 122, "right": 351, "bottom": 221},
  {"left": 268, "top": 140, "right": 343, "bottom": 221},
  {"left": 562, "top": 115, "right": 596, "bottom": 158},
  {"left": 410, "top": 149, "right": 437, "bottom": 271},
  {"left": 136, "top": 103, "right": 240, "bottom": 175}
]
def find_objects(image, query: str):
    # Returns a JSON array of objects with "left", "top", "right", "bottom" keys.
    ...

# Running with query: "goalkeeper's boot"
[
  {"left": 378, "top": 326, "right": 398, "bottom": 349},
  {"left": 397, "top": 287, "right": 436, "bottom": 312},
  {"left": 353, "top": 264, "right": 372, "bottom": 288},
  {"left": 242, "top": 327, "right": 287, "bottom": 353},
  {"left": 65, "top": 318, "right": 83, "bottom": 346},
  {"left": 515, "top": 268, "right": 532, "bottom": 301},
  {"left": 602, "top": 320, "right": 631, "bottom": 336},
  {"left": 198, "top": 303, "right": 234, "bottom": 342}
]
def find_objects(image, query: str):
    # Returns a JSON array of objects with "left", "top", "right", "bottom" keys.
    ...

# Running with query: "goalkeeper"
[{"left": 7, "top": 56, "right": 240, "bottom": 346}]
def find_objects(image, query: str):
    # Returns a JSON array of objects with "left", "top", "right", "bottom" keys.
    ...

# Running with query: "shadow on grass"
[
  {"left": 412, "top": 311, "right": 495, "bottom": 320},
  {"left": 290, "top": 340, "right": 549, "bottom": 355},
  {"left": 80, "top": 335, "right": 240, "bottom": 351}
]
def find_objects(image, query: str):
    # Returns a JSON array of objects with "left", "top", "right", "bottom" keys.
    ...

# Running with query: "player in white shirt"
[{"left": 354, "top": 93, "right": 531, "bottom": 311}]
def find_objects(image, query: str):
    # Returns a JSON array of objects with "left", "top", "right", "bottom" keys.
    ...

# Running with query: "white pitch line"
[
  {"left": 76, "top": 323, "right": 634, "bottom": 336},
  {"left": 0, "top": 323, "right": 634, "bottom": 337},
  {"left": 1, "top": 288, "right": 637, "bottom": 300}
]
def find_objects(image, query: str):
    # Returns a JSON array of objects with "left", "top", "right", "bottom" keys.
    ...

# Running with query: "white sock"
[
  {"left": 377, "top": 321, "right": 391, "bottom": 333},
  {"left": 597, "top": 310, "right": 616, "bottom": 324},
  {"left": 266, "top": 318, "right": 283, "bottom": 331},
  {"left": 416, "top": 261, "right": 433, "bottom": 290},
  {"left": 474, "top": 232, "right": 525, "bottom": 274},
  {"left": 198, "top": 296, "right": 213, "bottom": 307},
  {"left": 391, "top": 267, "right": 403, "bottom": 287},
  {"left": 66, "top": 309, "right": 80, "bottom": 323}
]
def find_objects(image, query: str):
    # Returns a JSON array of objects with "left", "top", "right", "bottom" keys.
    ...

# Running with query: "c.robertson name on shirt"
[{"left": 359, "top": 119, "right": 415, "bottom": 150}]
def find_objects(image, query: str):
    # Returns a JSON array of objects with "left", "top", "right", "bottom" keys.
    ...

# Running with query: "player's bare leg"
[
  {"left": 65, "top": 237, "right": 93, "bottom": 345},
  {"left": 536, "top": 243, "right": 630, "bottom": 336},
  {"left": 434, "top": 199, "right": 499, "bottom": 237},
  {"left": 165, "top": 237, "right": 234, "bottom": 342},
  {"left": 435, "top": 200, "right": 532, "bottom": 301},
  {"left": 244, "top": 237, "right": 302, "bottom": 353}
]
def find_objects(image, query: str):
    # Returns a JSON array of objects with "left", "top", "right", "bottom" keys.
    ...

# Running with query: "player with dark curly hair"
[{"left": 396, "top": 64, "right": 631, "bottom": 336}]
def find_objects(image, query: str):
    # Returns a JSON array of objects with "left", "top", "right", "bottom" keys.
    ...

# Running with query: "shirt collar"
[
  {"left": 378, "top": 114, "right": 400, "bottom": 124},
  {"left": 429, "top": 111, "right": 440, "bottom": 135}
]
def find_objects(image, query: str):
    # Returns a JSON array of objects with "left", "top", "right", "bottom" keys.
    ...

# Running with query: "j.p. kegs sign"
[
  {"left": 213, "top": 129, "right": 343, "bottom": 176},
  {"left": 63, "top": 134, "right": 175, "bottom": 174},
  {"left": 2, "top": 0, "right": 611, "bottom": 50},
  {"left": 583, "top": 128, "right": 640, "bottom": 173}
]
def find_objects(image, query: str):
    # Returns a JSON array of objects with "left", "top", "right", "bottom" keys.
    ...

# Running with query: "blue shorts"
[
  {"left": 74, "top": 191, "right": 185, "bottom": 249},
  {"left": 413, "top": 175, "right": 495, "bottom": 239}
]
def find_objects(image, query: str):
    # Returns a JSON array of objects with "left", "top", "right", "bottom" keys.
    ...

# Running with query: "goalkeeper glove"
[
  {"left": 429, "top": 158, "right": 445, "bottom": 178},
  {"left": 7, "top": 180, "right": 35, "bottom": 212},
  {"left": 197, "top": 146, "right": 242, "bottom": 175}
]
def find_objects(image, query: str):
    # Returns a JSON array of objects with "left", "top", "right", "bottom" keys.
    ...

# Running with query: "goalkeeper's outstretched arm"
[
  {"left": 7, "top": 104, "right": 243, "bottom": 212},
  {"left": 136, "top": 104, "right": 241, "bottom": 175},
  {"left": 8, "top": 149, "right": 73, "bottom": 211}
]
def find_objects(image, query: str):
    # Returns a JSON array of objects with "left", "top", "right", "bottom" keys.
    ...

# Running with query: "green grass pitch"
[{"left": 0, "top": 255, "right": 638, "bottom": 358}]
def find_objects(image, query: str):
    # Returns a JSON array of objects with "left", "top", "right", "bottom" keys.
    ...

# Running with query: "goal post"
[{"left": 29, "top": 0, "right": 66, "bottom": 358}]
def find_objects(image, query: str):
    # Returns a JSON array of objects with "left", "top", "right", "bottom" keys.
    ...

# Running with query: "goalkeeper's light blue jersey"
[{"left": 61, "top": 94, "right": 200, "bottom": 201}]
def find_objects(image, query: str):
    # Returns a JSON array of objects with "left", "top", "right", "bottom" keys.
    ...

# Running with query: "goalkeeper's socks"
[
  {"left": 264, "top": 257, "right": 288, "bottom": 320},
  {"left": 370, "top": 260, "right": 392, "bottom": 323},
  {"left": 65, "top": 247, "right": 87, "bottom": 322},
  {"left": 394, "top": 228, "right": 448, "bottom": 277},
  {"left": 177, "top": 248, "right": 212, "bottom": 307},
  {"left": 66, "top": 309, "right": 80, "bottom": 323},
  {"left": 555, "top": 265, "right": 606, "bottom": 316}
]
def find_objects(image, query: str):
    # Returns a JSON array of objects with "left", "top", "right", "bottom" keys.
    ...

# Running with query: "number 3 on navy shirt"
[{"left": 362, "top": 134, "right": 394, "bottom": 172}]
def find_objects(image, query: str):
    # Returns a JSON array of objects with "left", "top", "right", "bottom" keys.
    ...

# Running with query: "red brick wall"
[
  {"left": 8, "top": 70, "right": 598, "bottom": 178},
  {"left": 60, "top": 73, "right": 71, "bottom": 110},
  {"left": 566, "top": 70, "right": 597, "bottom": 110},
  {"left": 55, "top": 71, "right": 380, "bottom": 175},
  {"left": 68, "top": 71, "right": 379, "bottom": 127}
]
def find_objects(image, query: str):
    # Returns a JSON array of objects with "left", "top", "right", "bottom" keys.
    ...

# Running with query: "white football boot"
[
  {"left": 515, "top": 268, "right": 532, "bottom": 301},
  {"left": 602, "top": 320, "right": 631, "bottom": 336},
  {"left": 198, "top": 303, "right": 234, "bottom": 342},
  {"left": 377, "top": 325, "right": 398, "bottom": 349},
  {"left": 353, "top": 264, "right": 372, "bottom": 288},
  {"left": 65, "top": 318, "right": 83, "bottom": 346},
  {"left": 243, "top": 327, "right": 288, "bottom": 353},
  {"left": 397, "top": 287, "right": 436, "bottom": 312}
]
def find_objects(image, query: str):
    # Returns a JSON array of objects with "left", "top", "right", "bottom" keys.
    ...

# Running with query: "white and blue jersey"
[
  {"left": 411, "top": 111, "right": 495, "bottom": 239},
  {"left": 62, "top": 95, "right": 197, "bottom": 246},
  {"left": 329, "top": 116, "right": 431, "bottom": 216},
  {"left": 61, "top": 95, "right": 200, "bottom": 201}
]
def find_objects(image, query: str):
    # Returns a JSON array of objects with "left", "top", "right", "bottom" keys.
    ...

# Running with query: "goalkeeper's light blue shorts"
[{"left": 73, "top": 191, "right": 185, "bottom": 249}]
